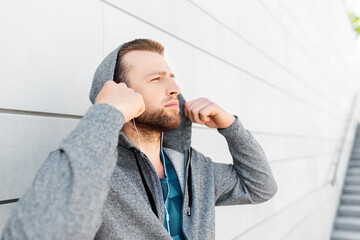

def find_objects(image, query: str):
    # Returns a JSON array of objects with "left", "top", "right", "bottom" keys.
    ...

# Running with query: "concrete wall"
[{"left": 1, "top": 0, "right": 360, "bottom": 239}]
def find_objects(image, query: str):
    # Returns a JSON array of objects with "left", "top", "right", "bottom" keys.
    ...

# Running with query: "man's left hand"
[{"left": 184, "top": 98, "right": 236, "bottom": 129}]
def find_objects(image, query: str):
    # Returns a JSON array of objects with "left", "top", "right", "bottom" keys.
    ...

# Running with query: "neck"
[{"left": 122, "top": 120, "right": 162, "bottom": 161}]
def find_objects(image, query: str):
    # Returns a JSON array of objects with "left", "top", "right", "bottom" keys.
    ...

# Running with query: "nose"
[{"left": 166, "top": 78, "right": 181, "bottom": 97}]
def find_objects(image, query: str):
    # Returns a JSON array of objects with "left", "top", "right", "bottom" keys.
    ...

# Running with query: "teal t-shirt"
[{"left": 159, "top": 149, "right": 185, "bottom": 240}]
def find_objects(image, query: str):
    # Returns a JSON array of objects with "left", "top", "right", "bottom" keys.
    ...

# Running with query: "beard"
[{"left": 134, "top": 106, "right": 181, "bottom": 133}]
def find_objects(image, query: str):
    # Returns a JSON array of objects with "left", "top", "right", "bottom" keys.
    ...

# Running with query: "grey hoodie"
[{"left": 1, "top": 44, "right": 277, "bottom": 240}]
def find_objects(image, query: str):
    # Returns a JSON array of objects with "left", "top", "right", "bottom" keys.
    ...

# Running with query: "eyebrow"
[{"left": 146, "top": 71, "right": 175, "bottom": 78}]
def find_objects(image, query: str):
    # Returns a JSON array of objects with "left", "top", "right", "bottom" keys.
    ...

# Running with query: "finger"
[
  {"left": 186, "top": 106, "right": 196, "bottom": 123},
  {"left": 194, "top": 100, "right": 214, "bottom": 122},
  {"left": 184, "top": 102, "right": 192, "bottom": 118},
  {"left": 184, "top": 101, "right": 197, "bottom": 118},
  {"left": 188, "top": 100, "right": 211, "bottom": 124},
  {"left": 185, "top": 98, "right": 207, "bottom": 108},
  {"left": 184, "top": 98, "right": 209, "bottom": 123},
  {"left": 190, "top": 105, "right": 207, "bottom": 124},
  {"left": 199, "top": 105, "right": 214, "bottom": 122},
  {"left": 119, "top": 82, "right": 128, "bottom": 88},
  {"left": 134, "top": 93, "right": 145, "bottom": 118}
]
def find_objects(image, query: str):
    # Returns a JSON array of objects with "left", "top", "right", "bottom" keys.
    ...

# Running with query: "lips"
[{"left": 165, "top": 101, "right": 179, "bottom": 107}]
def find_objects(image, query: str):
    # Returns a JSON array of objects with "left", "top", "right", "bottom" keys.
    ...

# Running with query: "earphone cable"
[
  {"left": 133, "top": 124, "right": 171, "bottom": 235},
  {"left": 133, "top": 119, "right": 143, "bottom": 153},
  {"left": 161, "top": 132, "right": 171, "bottom": 235}
]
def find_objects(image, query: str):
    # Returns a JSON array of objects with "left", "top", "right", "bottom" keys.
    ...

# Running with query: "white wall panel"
[
  {"left": 192, "top": 126, "right": 339, "bottom": 168},
  {"left": 102, "top": 0, "right": 347, "bottom": 118},
  {"left": 103, "top": 3, "right": 197, "bottom": 100},
  {"left": 282, "top": 194, "right": 339, "bottom": 240},
  {"left": 215, "top": 184, "right": 332, "bottom": 239},
  {"left": 192, "top": 48, "right": 347, "bottom": 137},
  {"left": 258, "top": 134, "right": 339, "bottom": 162},
  {"left": 257, "top": 0, "right": 353, "bottom": 108},
  {"left": 191, "top": 126, "right": 335, "bottom": 207},
  {"left": 0, "top": 0, "right": 103, "bottom": 115},
  {"left": 190, "top": 0, "right": 349, "bottom": 112},
  {"left": 1, "top": 0, "right": 360, "bottom": 239}
]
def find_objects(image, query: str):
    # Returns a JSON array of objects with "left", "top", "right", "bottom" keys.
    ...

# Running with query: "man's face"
[{"left": 123, "top": 50, "right": 182, "bottom": 132}]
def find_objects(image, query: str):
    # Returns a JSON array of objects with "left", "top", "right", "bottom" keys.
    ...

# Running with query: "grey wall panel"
[
  {"left": 0, "top": 113, "right": 80, "bottom": 201},
  {"left": 0, "top": 203, "right": 16, "bottom": 235}
]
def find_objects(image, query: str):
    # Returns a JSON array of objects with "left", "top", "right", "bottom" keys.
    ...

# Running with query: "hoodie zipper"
[
  {"left": 132, "top": 148, "right": 163, "bottom": 219},
  {"left": 133, "top": 132, "right": 168, "bottom": 222},
  {"left": 179, "top": 146, "right": 192, "bottom": 240},
  {"left": 135, "top": 142, "right": 192, "bottom": 240}
]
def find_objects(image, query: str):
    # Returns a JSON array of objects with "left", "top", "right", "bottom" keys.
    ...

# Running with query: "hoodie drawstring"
[
  {"left": 131, "top": 147, "right": 192, "bottom": 218},
  {"left": 187, "top": 147, "right": 192, "bottom": 216},
  {"left": 132, "top": 149, "right": 159, "bottom": 218}
]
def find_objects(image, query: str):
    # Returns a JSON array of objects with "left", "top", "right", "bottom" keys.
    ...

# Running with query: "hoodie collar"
[{"left": 89, "top": 44, "right": 192, "bottom": 153}]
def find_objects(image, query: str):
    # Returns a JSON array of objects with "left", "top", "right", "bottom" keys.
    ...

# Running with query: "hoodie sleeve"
[
  {"left": 212, "top": 115, "right": 278, "bottom": 206},
  {"left": 1, "top": 103, "right": 125, "bottom": 240}
]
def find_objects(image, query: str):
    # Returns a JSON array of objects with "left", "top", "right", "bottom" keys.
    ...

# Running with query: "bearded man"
[{"left": 1, "top": 39, "right": 277, "bottom": 240}]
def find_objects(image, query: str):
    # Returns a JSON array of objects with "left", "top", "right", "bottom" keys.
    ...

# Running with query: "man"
[{"left": 1, "top": 39, "right": 277, "bottom": 240}]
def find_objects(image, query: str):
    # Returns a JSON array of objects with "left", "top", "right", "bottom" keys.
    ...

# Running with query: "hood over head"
[{"left": 89, "top": 44, "right": 192, "bottom": 152}]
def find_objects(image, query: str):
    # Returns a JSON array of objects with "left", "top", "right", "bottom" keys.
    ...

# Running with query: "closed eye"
[{"left": 151, "top": 77, "right": 160, "bottom": 81}]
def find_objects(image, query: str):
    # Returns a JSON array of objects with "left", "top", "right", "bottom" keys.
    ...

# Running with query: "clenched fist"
[
  {"left": 184, "top": 97, "right": 236, "bottom": 129},
  {"left": 95, "top": 80, "right": 145, "bottom": 122}
]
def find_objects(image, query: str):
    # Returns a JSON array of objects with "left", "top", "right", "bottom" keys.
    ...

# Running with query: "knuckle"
[
  {"left": 136, "top": 93, "right": 143, "bottom": 99},
  {"left": 199, "top": 111, "right": 207, "bottom": 117},
  {"left": 119, "top": 82, "right": 127, "bottom": 88}
]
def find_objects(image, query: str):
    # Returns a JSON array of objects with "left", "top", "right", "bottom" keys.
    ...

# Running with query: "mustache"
[{"left": 162, "top": 97, "right": 179, "bottom": 105}]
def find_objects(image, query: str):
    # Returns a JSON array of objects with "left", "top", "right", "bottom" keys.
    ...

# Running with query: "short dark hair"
[{"left": 113, "top": 39, "right": 165, "bottom": 85}]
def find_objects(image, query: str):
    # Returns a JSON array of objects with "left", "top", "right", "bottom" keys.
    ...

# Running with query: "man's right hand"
[{"left": 95, "top": 80, "right": 145, "bottom": 122}]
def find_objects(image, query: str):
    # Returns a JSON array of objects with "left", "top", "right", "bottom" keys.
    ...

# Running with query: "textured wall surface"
[{"left": 1, "top": 0, "right": 360, "bottom": 239}]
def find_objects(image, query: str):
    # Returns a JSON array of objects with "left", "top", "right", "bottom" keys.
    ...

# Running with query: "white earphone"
[{"left": 133, "top": 119, "right": 171, "bottom": 235}]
